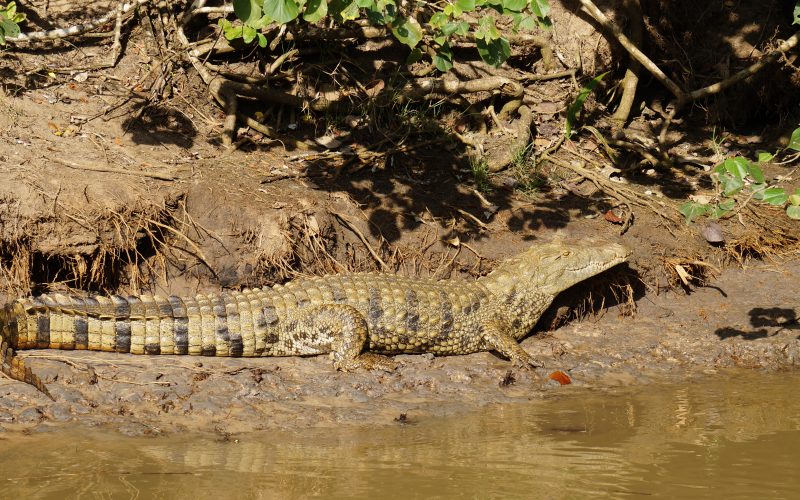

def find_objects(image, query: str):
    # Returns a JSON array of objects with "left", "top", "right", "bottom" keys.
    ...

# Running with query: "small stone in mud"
[
  {"left": 499, "top": 370, "right": 516, "bottom": 387},
  {"left": 251, "top": 368, "right": 265, "bottom": 383},
  {"left": 394, "top": 413, "right": 408, "bottom": 424},
  {"left": 701, "top": 222, "right": 725, "bottom": 244},
  {"left": 87, "top": 367, "right": 98, "bottom": 385}
]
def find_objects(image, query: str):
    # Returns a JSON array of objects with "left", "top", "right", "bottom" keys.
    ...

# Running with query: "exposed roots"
[
  {"left": 662, "top": 256, "right": 719, "bottom": 289},
  {"left": 0, "top": 198, "right": 182, "bottom": 296}
]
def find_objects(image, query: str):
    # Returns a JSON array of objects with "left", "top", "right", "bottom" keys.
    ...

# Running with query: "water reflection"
[{"left": 2, "top": 370, "right": 799, "bottom": 498}]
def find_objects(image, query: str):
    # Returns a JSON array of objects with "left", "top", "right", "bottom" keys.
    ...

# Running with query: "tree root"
[
  {"left": 8, "top": 0, "right": 149, "bottom": 42},
  {"left": 544, "top": 154, "right": 679, "bottom": 225},
  {"left": 399, "top": 76, "right": 523, "bottom": 103},
  {"left": 580, "top": 0, "right": 800, "bottom": 108},
  {"left": 579, "top": 0, "right": 684, "bottom": 100},
  {"left": 486, "top": 105, "right": 534, "bottom": 172},
  {"left": 609, "top": 0, "right": 642, "bottom": 126}
]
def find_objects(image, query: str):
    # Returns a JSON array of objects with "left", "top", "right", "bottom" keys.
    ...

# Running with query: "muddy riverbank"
[{"left": 1, "top": 258, "right": 797, "bottom": 436}]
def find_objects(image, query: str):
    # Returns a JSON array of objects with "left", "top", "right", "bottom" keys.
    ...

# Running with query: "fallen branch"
[
  {"left": 444, "top": 204, "right": 490, "bottom": 230},
  {"left": 687, "top": 31, "right": 800, "bottom": 102}
]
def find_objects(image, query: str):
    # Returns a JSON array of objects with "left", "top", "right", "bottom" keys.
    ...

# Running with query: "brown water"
[{"left": 2, "top": 370, "right": 799, "bottom": 499}]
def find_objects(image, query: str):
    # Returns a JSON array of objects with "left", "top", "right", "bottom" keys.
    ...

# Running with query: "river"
[{"left": 2, "top": 370, "right": 798, "bottom": 499}]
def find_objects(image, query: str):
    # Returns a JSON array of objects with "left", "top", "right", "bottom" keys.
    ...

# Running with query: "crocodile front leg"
[
  {"left": 288, "top": 304, "right": 397, "bottom": 372},
  {"left": 481, "top": 319, "right": 543, "bottom": 369}
]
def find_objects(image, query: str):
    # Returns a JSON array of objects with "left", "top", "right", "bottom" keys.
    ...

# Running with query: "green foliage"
[
  {"left": 0, "top": 2, "right": 25, "bottom": 46},
  {"left": 788, "top": 126, "right": 800, "bottom": 151},
  {"left": 223, "top": 0, "right": 551, "bottom": 69},
  {"left": 471, "top": 157, "right": 492, "bottom": 193},
  {"left": 679, "top": 201, "right": 711, "bottom": 224},
  {"left": 565, "top": 72, "right": 608, "bottom": 138},
  {"left": 679, "top": 126, "right": 800, "bottom": 223},
  {"left": 794, "top": 0, "right": 800, "bottom": 25},
  {"left": 510, "top": 144, "right": 546, "bottom": 196}
]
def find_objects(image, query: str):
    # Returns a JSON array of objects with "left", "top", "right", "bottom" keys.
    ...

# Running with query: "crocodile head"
[{"left": 479, "top": 239, "right": 632, "bottom": 337}]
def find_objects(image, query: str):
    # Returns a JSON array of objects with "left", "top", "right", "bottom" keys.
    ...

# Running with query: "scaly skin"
[{"left": 0, "top": 239, "right": 631, "bottom": 398}]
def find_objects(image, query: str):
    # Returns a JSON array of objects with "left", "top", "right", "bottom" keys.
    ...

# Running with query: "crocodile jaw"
[{"left": 479, "top": 239, "right": 632, "bottom": 321}]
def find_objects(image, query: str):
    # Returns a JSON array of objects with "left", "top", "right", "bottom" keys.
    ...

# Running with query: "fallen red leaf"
[
  {"left": 604, "top": 210, "right": 624, "bottom": 224},
  {"left": 548, "top": 370, "right": 572, "bottom": 385}
]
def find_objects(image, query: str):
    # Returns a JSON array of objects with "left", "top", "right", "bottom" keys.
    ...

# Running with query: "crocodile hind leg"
[{"left": 289, "top": 304, "right": 397, "bottom": 372}]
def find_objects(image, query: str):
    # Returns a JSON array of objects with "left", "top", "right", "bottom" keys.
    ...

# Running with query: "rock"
[{"left": 701, "top": 222, "right": 725, "bottom": 243}]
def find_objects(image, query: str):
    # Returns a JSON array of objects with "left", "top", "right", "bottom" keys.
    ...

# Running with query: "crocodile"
[{"left": 0, "top": 239, "right": 631, "bottom": 398}]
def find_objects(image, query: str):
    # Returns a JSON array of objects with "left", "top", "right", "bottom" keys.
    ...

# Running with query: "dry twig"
[
  {"left": 52, "top": 157, "right": 177, "bottom": 181},
  {"left": 333, "top": 212, "right": 389, "bottom": 271}
]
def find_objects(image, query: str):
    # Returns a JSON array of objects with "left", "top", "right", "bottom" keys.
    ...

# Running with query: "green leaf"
[
  {"left": 710, "top": 199, "right": 735, "bottom": 219},
  {"left": 751, "top": 183, "right": 767, "bottom": 200},
  {"left": 516, "top": 14, "right": 539, "bottom": 31},
  {"left": 565, "top": 72, "right": 607, "bottom": 138},
  {"left": 429, "top": 12, "right": 449, "bottom": 28},
  {"left": 718, "top": 172, "right": 744, "bottom": 196},
  {"left": 475, "top": 16, "right": 500, "bottom": 41},
  {"left": 788, "top": 193, "right": 800, "bottom": 206},
  {"left": 476, "top": 37, "right": 511, "bottom": 67},
  {"left": 787, "top": 205, "right": 800, "bottom": 219},
  {"left": 788, "top": 126, "right": 800, "bottom": 151},
  {"left": 391, "top": 17, "right": 423, "bottom": 48},
  {"left": 502, "top": 0, "right": 527, "bottom": 12},
  {"left": 1, "top": 16, "right": 20, "bottom": 38},
  {"left": 762, "top": 187, "right": 788, "bottom": 206},
  {"left": 249, "top": 14, "right": 271, "bottom": 29},
  {"left": 233, "top": 0, "right": 263, "bottom": 23},
  {"left": 221, "top": 20, "right": 244, "bottom": 40},
  {"left": 0, "top": 31, "right": 5, "bottom": 46},
  {"left": 304, "top": 0, "right": 327, "bottom": 22},
  {"left": 263, "top": 0, "right": 300, "bottom": 24},
  {"left": 723, "top": 156, "right": 751, "bottom": 181},
  {"left": 456, "top": 0, "right": 476, "bottom": 12},
  {"left": 757, "top": 150, "right": 775, "bottom": 163},
  {"left": 794, "top": 2, "right": 800, "bottom": 25},
  {"left": 443, "top": 21, "right": 469, "bottom": 37},
  {"left": 529, "top": 0, "right": 550, "bottom": 18},
  {"left": 242, "top": 24, "right": 257, "bottom": 43},
  {"left": 679, "top": 202, "right": 709, "bottom": 224},
  {"left": 406, "top": 47, "right": 423, "bottom": 64},
  {"left": 746, "top": 163, "right": 765, "bottom": 183},
  {"left": 257, "top": 33, "right": 268, "bottom": 47},
  {"left": 330, "top": 0, "right": 359, "bottom": 21},
  {"left": 433, "top": 44, "right": 454, "bottom": 72}
]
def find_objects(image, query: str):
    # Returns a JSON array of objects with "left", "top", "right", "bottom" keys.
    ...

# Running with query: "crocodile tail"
[
  {"left": 1, "top": 306, "right": 53, "bottom": 399},
  {"left": 10, "top": 290, "right": 275, "bottom": 358}
]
